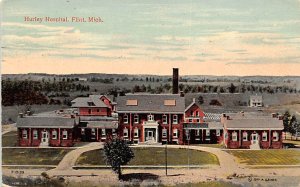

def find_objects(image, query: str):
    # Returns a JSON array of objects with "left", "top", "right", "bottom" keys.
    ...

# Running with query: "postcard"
[{"left": 1, "top": 0, "right": 300, "bottom": 186}]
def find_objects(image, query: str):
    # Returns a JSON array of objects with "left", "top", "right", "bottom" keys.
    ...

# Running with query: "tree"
[
  {"left": 103, "top": 138, "right": 134, "bottom": 180},
  {"left": 198, "top": 96, "right": 204, "bottom": 104},
  {"left": 228, "top": 83, "right": 237, "bottom": 93}
]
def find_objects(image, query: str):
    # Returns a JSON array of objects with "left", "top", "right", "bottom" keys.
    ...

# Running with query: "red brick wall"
[{"left": 79, "top": 107, "right": 110, "bottom": 116}]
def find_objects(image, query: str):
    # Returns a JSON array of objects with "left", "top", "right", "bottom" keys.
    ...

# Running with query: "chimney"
[{"left": 172, "top": 68, "right": 179, "bottom": 94}]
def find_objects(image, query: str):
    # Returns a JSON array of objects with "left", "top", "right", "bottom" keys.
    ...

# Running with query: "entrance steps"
[{"left": 250, "top": 143, "right": 260, "bottom": 150}]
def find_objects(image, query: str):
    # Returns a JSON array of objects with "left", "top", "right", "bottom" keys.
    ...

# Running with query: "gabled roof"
[
  {"left": 223, "top": 113, "right": 283, "bottom": 130},
  {"left": 71, "top": 95, "right": 109, "bottom": 108},
  {"left": 184, "top": 99, "right": 202, "bottom": 112},
  {"left": 17, "top": 116, "right": 76, "bottom": 128},
  {"left": 116, "top": 94, "right": 185, "bottom": 113}
]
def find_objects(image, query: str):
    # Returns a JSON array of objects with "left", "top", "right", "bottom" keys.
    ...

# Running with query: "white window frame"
[
  {"left": 196, "top": 119, "right": 200, "bottom": 123},
  {"left": 173, "top": 129, "right": 178, "bottom": 138},
  {"left": 273, "top": 131, "right": 279, "bottom": 141},
  {"left": 190, "top": 111, "right": 194, "bottom": 116},
  {"left": 123, "top": 114, "right": 129, "bottom": 124},
  {"left": 243, "top": 132, "right": 248, "bottom": 141},
  {"left": 173, "top": 115, "right": 178, "bottom": 124},
  {"left": 196, "top": 111, "right": 199, "bottom": 117},
  {"left": 22, "top": 129, "right": 28, "bottom": 139},
  {"left": 162, "top": 115, "right": 168, "bottom": 124},
  {"left": 232, "top": 131, "right": 238, "bottom": 141},
  {"left": 52, "top": 130, "right": 57, "bottom": 140},
  {"left": 33, "top": 130, "right": 38, "bottom": 139},
  {"left": 216, "top": 129, "right": 220, "bottom": 136},
  {"left": 123, "top": 128, "right": 128, "bottom": 138},
  {"left": 134, "top": 114, "right": 139, "bottom": 124},
  {"left": 206, "top": 130, "right": 210, "bottom": 136},
  {"left": 134, "top": 128, "right": 139, "bottom": 137},
  {"left": 91, "top": 128, "right": 96, "bottom": 136},
  {"left": 101, "top": 129, "right": 106, "bottom": 136},
  {"left": 189, "top": 119, "right": 193, "bottom": 123},
  {"left": 148, "top": 114, "right": 154, "bottom": 121},
  {"left": 262, "top": 131, "right": 268, "bottom": 141},
  {"left": 195, "top": 129, "right": 200, "bottom": 136},
  {"left": 62, "top": 130, "right": 68, "bottom": 140},
  {"left": 162, "top": 129, "right": 167, "bottom": 138}
]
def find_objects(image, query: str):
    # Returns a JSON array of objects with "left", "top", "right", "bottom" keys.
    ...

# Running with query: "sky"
[{"left": 2, "top": 0, "right": 300, "bottom": 75}]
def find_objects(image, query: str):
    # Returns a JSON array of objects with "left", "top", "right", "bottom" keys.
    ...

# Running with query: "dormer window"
[
  {"left": 124, "top": 114, "right": 128, "bottom": 124},
  {"left": 87, "top": 102, "right": 95, "bottom": 106},
  {"left": 148, "top": 114, "right": 154, "bottom": 121}
]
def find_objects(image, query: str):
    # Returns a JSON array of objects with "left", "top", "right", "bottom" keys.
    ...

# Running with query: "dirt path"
[
  {"left": 48, "top": 142, "right": 103, "bottom": 173},
  {"left": 2, "top": 123, "right": 17, "bottom": 135}
]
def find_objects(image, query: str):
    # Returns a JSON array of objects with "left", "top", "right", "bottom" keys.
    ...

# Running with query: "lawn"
[
  {"left": 194, "top": 144, "right": 225, "bottom": 148},
  {"left": 2, "top": 131, "right": 18, "bottom": 147},
  {"left": 2, "top": 148, "right": 71, "bottom": 165},
  {"left": 76, "top": 147, "right": 219, "bottom": 166},
  {"left": 226, "top": 150, "right": 300, "bottom": 165}
]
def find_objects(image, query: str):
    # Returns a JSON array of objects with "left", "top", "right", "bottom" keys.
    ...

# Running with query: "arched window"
[
  {"left": 22, "top": 129, "right": 28, "bottom": 139},
  {"left": 134, "top": 128, "right": 139, "bottom": 137},
  {"left": 162, "top": 115, "right": 168, "bottom": 124},
  {"left": 162, "top": 128, "right": 168, "bottom": 138},
  {"left": 123, "top": 128, "right": 128, "bottom": 137},
  {"left": 62, "top": 130, "right": 68, "bottom": 140},
  {"left": 134, "top": 114, "right": 139, "bottom": 124}
]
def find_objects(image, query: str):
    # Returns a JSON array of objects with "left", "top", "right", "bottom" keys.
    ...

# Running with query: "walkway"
[{"left": 47, "top": 142, "right": 103, "bottom": 176}]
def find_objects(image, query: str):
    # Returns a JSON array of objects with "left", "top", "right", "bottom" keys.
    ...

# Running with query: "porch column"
[
  {"left": 58, "top": 128, "right": 61, "bottom": 145},
  {"left": 201, "top": 129, "right": 204, "bottom": 142}
]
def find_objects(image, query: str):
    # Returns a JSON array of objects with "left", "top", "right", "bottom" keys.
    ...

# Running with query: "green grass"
[
  {"left": 2, "top": 148, "right": 71, "bottom": 165},
  {"left": 195, "top": 144, "right": 225, "bottom": 148},
  {"left": 2, "top": 131, "right": 18, "bottom": 147},
  {"left": 76, "top": 147, "right": 219, "bottom": 166},
  {"left": 226, "top": 150, "right": 300, "bottom": 165}
]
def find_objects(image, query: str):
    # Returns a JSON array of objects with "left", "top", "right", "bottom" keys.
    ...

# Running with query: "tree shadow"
[{"left": 120, "top": 173, "right": 160, "bottom": 182}]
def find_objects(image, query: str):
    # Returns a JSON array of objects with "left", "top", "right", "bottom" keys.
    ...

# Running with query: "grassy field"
[
  {"left": 2, "top": 148, "right": 71, "bottom": 165},
  {"left": 2, "top": 131, "right": 18, "bottom": 147},
  {"left": 226, "top": 150, "right": 300, "bottom": 165},
  {"left": 76, "top": 147, "right": 219, "bottom": 166}
]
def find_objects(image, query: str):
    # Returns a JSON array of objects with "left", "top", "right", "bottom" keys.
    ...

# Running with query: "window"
[
  {"left": 52, "top": 130, "right": 57, "bottom": 139},
  {"left": 173, "top": 129, "right": 178, "bottom": 138},
  {"left": 173, "top": 115, "right": 178, "bottom": 124},
  {"left": 81, "top": 128, "right": 85, "bottom": 135},
  {"left": 22, "top": 130, "right": 27, "bottom": 139},
  {"left": 62, "top": 130, "right": 68, "bottom": 140},
  {"left": 232, "top": 131, "right": 237, "bottom": 141},
  {"left": 243, "top": 132, "right": 248, "bottom": 141},
  {"left": 134, "top": 114, "right": 139, "bottom": 124},
  {"left": 190, "top": 111, "right": 193, "bottom": 116},
  {"left": 195, "top": 130, "right": 200, "bottom": 136},
  {"left": 148, "top": 114, "right": 154, "bottom": 121},
  {"left": 262, "top": 131, "right": 268, "bottom": 141},
  {"left": 162, "top": 115, "right": 168, "bottom": 124},
  {"left": 123, "top": 114, "right": 128, "bottom": 124},
  {"left": 196, "top": 111, "right": 199, "bottom": 117},
  {"left": 33, "top": 130, "right": 38, "bottom": 139},
  {"left": 97, "top": 109, "right": 100, "bottom": 113},
  {"left": 196, "top": 119, "right": 200, "bottom": 123},
  {"left": 123, "top": 128, "right": 128, "bottom": 137},
  {"left": 162, "top": 129, "right": 167, "bottom": 138},
  {"left": 134, "top": 128, "right": 139, "bottom": 137},
  {"left": 189, "top": 119, "right": 193, "bottom": 123},
  {"left": 206, "top": 130, "right": 210, "bottom": 136},
  {"left": 91, "top": 128, "right": 96, "bottom": 136},
  {"left": 185, "top": 129, "right": 190, "bottom": 140},
  {"left": 216, "top": 129, "right": 220, "bottom": 136},
  {"left": 273, "top": 131, "right": 279, "bottom": 141},
  {"left": 101, "top": 129, "right": 106, "bottom": 136},
  {"left": 88, "top": 109, "right": 92, "bottom": 114}
]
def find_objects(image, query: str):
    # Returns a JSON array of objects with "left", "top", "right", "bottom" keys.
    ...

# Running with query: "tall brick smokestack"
[{"left": 172, "top": 68, "right": 179, "bottom": 94}]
